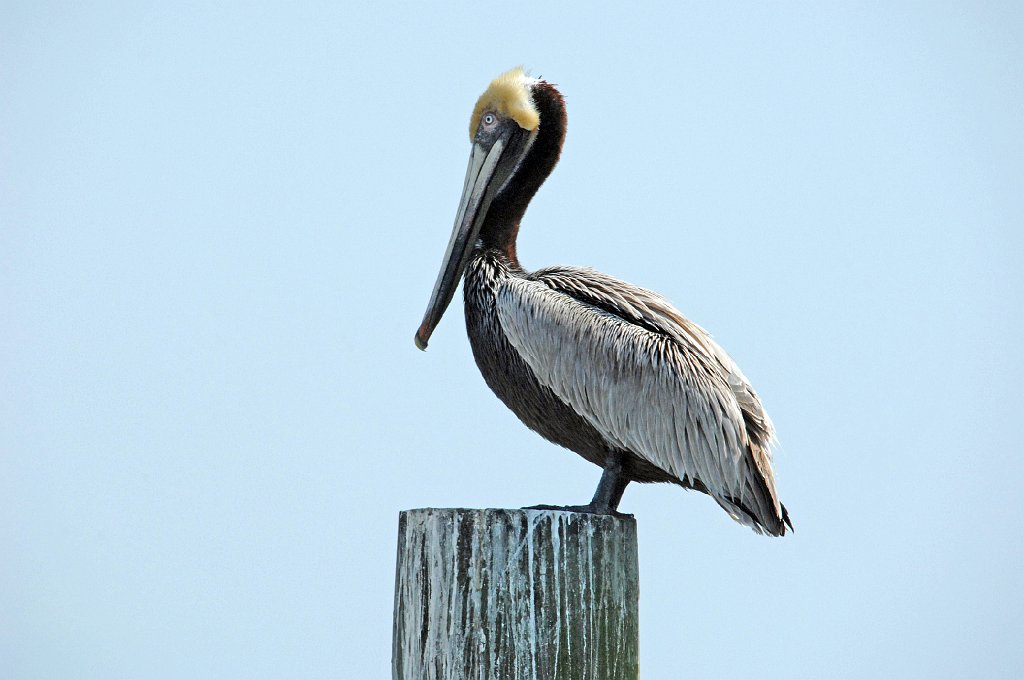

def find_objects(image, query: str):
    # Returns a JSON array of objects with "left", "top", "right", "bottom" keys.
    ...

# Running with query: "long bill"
[{"left": 414, "top": 138, "right": 509, "bottom": 350}]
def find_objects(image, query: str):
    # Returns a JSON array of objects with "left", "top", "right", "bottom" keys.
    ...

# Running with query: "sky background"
[{"left": 2, "top": 2, "right": 1022, "bottom": 678}]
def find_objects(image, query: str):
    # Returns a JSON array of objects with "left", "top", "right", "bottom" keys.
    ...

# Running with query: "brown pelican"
[{"left": 415, "top": 67, "right": 791, "bottom": 536}]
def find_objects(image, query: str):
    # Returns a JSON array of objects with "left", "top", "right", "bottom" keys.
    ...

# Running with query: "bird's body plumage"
[{"left": 416, "top": 68, "right": 791, "bottom": 536}]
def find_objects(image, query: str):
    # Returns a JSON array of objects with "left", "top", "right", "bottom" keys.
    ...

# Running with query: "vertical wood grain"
[{"left": 393, "top": 508, "right": 638, "bottom": 680}]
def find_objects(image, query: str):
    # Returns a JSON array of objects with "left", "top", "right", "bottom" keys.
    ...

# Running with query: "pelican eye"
[{"left": 482, "top": 112, "right": 497, "bottom": 128}]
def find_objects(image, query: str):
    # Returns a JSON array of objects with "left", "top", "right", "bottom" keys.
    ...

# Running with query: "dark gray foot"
[
  {"left": 523, "top": 503, "right": 633, "bottom": 518},
  {"left": 525, "top": 451, "right": 633, "bottom": 518}
]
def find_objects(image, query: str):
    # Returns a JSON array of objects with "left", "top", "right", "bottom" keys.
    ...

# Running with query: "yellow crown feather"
[{"left": 469, "top": 67, "right": 541, "bottom": 140}]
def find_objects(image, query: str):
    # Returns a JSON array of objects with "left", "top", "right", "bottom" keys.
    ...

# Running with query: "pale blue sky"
[{"left": 3, "top": 2, "right": 1022, "bottom": 678}]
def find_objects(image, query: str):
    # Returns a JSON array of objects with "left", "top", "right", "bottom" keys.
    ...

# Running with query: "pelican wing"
[{"left": 495, "top": 266, "right": 786, "bottom": 534}]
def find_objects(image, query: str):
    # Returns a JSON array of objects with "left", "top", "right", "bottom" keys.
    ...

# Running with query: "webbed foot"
[{"left": 523, "top": 503, "right": 632, "bottom": 518}]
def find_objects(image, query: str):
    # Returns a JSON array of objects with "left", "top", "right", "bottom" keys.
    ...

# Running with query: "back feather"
[{"left": 492, "top": 266, "right": 788, "bottom": 535}]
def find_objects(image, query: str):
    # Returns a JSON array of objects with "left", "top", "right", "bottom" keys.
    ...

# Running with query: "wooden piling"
[{"left": 392, "top": 508, "right": 639, "bottom": 680}]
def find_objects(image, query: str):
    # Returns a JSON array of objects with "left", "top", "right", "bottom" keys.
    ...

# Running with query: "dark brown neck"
[{"left": 478, "top": 82, "right": 566, "bottom": 264}]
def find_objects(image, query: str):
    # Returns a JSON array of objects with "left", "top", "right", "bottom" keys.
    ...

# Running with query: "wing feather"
[{"left": 495, "top": 267, "right": 786, "bottom": 534}]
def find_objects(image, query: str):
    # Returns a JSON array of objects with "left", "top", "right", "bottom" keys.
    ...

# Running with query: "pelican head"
[{"left": 415, "top": 67, "right": 554, "bottom": 350}]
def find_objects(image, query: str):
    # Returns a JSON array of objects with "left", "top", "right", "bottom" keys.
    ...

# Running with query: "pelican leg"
[
  {"left": 589, "top": 451, "right": 630, "bottom": 513},
  {"left": 525, "top": 451, "right": 632, "bottom": 517}
]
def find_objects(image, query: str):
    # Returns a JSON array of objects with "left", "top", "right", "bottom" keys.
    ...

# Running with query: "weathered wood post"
[{"left": 392, "top": 508, "right": 639, "bottom": 680}]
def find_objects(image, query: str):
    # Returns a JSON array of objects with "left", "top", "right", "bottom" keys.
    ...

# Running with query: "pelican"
[{"left": 415, "top": 67, "right": 791, "bottom": 536}]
